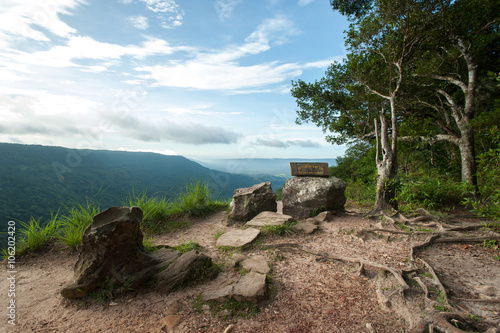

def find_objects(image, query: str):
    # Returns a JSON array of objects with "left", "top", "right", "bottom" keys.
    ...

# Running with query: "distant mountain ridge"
[
  {"left": 0, "top": 143, "right": 262, "bottom": 234},
  {"left": 194, "top": 157, "right": 337, "bottom": 176}
]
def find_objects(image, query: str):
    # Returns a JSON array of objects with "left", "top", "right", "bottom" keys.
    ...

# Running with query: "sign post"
[{"left": 289, "top": 162, "right": 329, "bottom": 177}]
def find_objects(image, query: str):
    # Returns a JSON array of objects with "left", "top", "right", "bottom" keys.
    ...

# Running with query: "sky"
[{"left": 0, "top": 0, "right": 350, "bottom": 160}]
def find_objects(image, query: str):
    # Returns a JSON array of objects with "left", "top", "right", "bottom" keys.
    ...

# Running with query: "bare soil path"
[{"left": 2, "top": 204, "right": 499, "bottom": 332}]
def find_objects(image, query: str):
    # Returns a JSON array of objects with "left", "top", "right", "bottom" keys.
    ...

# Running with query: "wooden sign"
[{"left": 290, "top": 162, "right": 329, "bottom": 177}]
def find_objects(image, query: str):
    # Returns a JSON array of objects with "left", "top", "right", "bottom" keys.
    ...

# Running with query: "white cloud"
[
  {"left": 3, "top": 36, "right": 185, "bottom": 71},
  {"left": 108, "top": 113, "right": 241, "bottom": 145},
  {"left": 115, "top": 147, "right": 178, "bottom": 155},
  {"left": 215, "top": 0, "right": 243, "bottom": 21},
  {"left": 161, "top": 106, "right": 243, "bottom": 117},
  {"left": 0, "top": 0, "right": 86, "bottom": 44},
  {"left": 255, "top": 138, "right": 321, "bottom": 148},
  {"left": 135, "top": 15, "right": 305, "bottom": 92},
  {"left": 139, "top": 0, "right": 183, "bottom": 29},
  {"left": 127, "top": 16, "right": 149, "bottom": 30},
  {"left": 298, "top": 0, "right": 314, "bottom": 6},
  {"left": 136, "top": 61, "right": 302, "bottom": 91}
]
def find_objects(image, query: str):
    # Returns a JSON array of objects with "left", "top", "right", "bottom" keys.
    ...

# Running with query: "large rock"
[
  {"left": 229, "top": 182, "right": 277, "bottom": 221},
  {"left": 282, "top": 176, "right": 346, "bottom": 219},
  {"left": 61, "top": 206, "right": 163, "bottom": 298}
]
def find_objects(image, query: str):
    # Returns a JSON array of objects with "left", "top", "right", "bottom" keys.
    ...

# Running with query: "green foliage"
[
  {"left": 213, "top": 230, "right": 225, "bottom": 240},
  {"left": 0, "top": 142, "right": 257, "bottom": 245},
  {"left": 275, "top": 187, "right": 283, "bottom": 201},
  {"left": 396, "top": 172, "right": 468, "bottom": 211},
  {"left": 172, "top": 179, "right": 228, "bottom": 217},
  {"left": 127, "top": 191, "right": 172, "bottom": 232},
  {"left": 261, "top": 222, "right": 297, "bottom": 236},
  {"left": 482, "top": 240, "right": 499, "bottom": 249},
  {"left": 465, "top": 127, "right": 500, "bottom": 223},
  {"left": 16, "top": 212, "right": 61, "bottom": 255},
  {"left": 59, "top": 202, "right": 100, "bottom": 249},
  {"left": 173, "top": 240, "right": 202, "bottom": 254},
  {"left": 8, "top": 179, "right": 230, "bottom": 255},
  {"left": 143, "top": 238, "right": 159, "bottom": 252}
]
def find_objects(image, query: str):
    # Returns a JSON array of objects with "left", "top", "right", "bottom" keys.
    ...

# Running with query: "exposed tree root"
[
  {"left": 257, "top": 242, "right": 409, "bottom": 290},
  {"left": 260, "top": 212, "right": 500, "bottom": 333}
]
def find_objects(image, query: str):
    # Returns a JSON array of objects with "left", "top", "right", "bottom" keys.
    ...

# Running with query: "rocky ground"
[{"left": 2, "top": 203, "right": 499, "bottom": 332}]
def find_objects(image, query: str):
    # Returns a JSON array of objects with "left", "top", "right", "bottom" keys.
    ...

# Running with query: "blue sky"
[{"left": 0, "top": 0, "right": 349, "bottom": 160}]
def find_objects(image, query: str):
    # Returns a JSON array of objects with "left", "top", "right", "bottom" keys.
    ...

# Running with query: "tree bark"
[{"left": 372, "top": 108, "right": 398, "bottom": 213}]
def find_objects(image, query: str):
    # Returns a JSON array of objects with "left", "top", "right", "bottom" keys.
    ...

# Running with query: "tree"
[
  {"left": 293, "top": 0, "right": 421, "bottom": 212},
  {"left": 400, "top": 0, "right": 500, "bottom": 193}
]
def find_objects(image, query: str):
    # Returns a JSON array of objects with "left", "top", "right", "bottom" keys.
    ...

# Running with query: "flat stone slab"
[
  {"left": 245, "top": 211, "right": 293, "bottom": 227},
  {"left": 292, "top": 221, "right": 318, "bottom": 234},
  {"left": 233, "top": 271, "right": 267, "bottom": 303},
  {"left": 216, "top": 228, "right": 260, "bottom": 248},
  {"left": 202, "top": 285, "right": 234, "bottom": 301},
  {"left": 241, "top": 255, "right": 270, "bottom": 274}
]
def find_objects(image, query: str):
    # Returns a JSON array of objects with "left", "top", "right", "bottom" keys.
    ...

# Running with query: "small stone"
[
  {"left": 233, "top": 272, "right": 267, "bottom": 303},
  {"left": 163, "top": 315, "right": 182, "bottom": 332},
  {"left": 292, "top": 222, "right": 318, "bottom": 234},
  {"left": 477, "top": 285, "right": 498, "bottom": 297}
]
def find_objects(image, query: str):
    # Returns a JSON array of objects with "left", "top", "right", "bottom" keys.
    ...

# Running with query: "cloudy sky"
[{"left": 0, "top": 0, "right": 349, "bottom": 159}]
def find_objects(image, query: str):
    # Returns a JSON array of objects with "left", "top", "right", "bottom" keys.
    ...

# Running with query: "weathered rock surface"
[
  {"left": 202, "top": 285, "right": 234, "bottom": 301},
  {"left": 157, "top": 250, "right": 218, "bottom": 293},
  {"left": 245, "top": 211, "right": 293, "bottom": 227},
  {"left": 282, "top": 176, "right": 346, "bottom": 219},
  {"left": 241, "top": 255, "right": 270, "bottom": 274},
  {"left": 61, "top": 206, "right": 162, "bottom": 298},
  {"left": 233, "top": 271, "right": 267, "bottom": 303},
  {"left": 292, "top": 221, "right": 319, "bottom": 234},
  {"left": 313, "top": 211, "right": 335, "bottom": 222},
  {"left": 216, "top": 228, "right": 260, "bottom": 248},
  {"left": 229, "top": 182, "right": 277, "bottom": 221},
  {"left": 227, "top": 253, "right": 248, "bottom": 267}
]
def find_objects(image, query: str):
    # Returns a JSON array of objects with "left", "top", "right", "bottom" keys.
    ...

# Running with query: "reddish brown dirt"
[{"left": 1, "top": 206, "right": 499, "bottom": 332}]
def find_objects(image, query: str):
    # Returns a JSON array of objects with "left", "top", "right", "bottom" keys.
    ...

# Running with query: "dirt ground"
[{"left": 1, "top": 203, "right": 499, "bottom": 333}]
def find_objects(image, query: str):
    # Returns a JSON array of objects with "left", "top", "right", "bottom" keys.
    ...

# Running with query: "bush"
[
  {"left": 465, "top": 126, "right": 500, "bottom": 224},
  {"left": 396, "top": 171, "right": 468, "bottom": 211}
]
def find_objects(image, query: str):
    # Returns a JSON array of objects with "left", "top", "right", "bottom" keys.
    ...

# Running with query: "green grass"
[
  {"left": 261, "top": 222, "right": 298, "bottom": 236},
  {"left": 7, "top": 179, "right": 229, "bottom": 256},
  {"left": 16, "top": 212, "right": 61, "bottom": 255},
  {"left": 174, "top": 240, "right": 202, "bottom": 253},
  {"left": 128, "top": 179, "right": 230, "bottom": 234},
  {"left": 213, "top": 229, "right": 225, "bottom": 239},
  {"left": 59, "top": 202, "right": 100, "bottom": 250}
]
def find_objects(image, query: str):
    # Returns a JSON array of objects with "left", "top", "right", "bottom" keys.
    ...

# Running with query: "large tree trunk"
[
  {"left": 458, "top": 122, "right": 478, "bottom": 191},
  {"left": 372, "top": 107, "right": 398, "bottom": 213}
]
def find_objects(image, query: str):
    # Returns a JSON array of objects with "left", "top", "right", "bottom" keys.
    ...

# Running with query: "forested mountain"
[
  {"left": 0, "top": 143, "right": 260, "bottom": 233},
  {"left": 195, "top": 158, "right": 337, "bottom": 177}
]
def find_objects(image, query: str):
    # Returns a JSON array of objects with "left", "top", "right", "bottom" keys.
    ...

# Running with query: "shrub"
[
  {"left": 465, "top": 126, "right": 500, "bottom": 225},
  {"left": 396, "top": 171, "right": 468, "bottom": 211}
]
